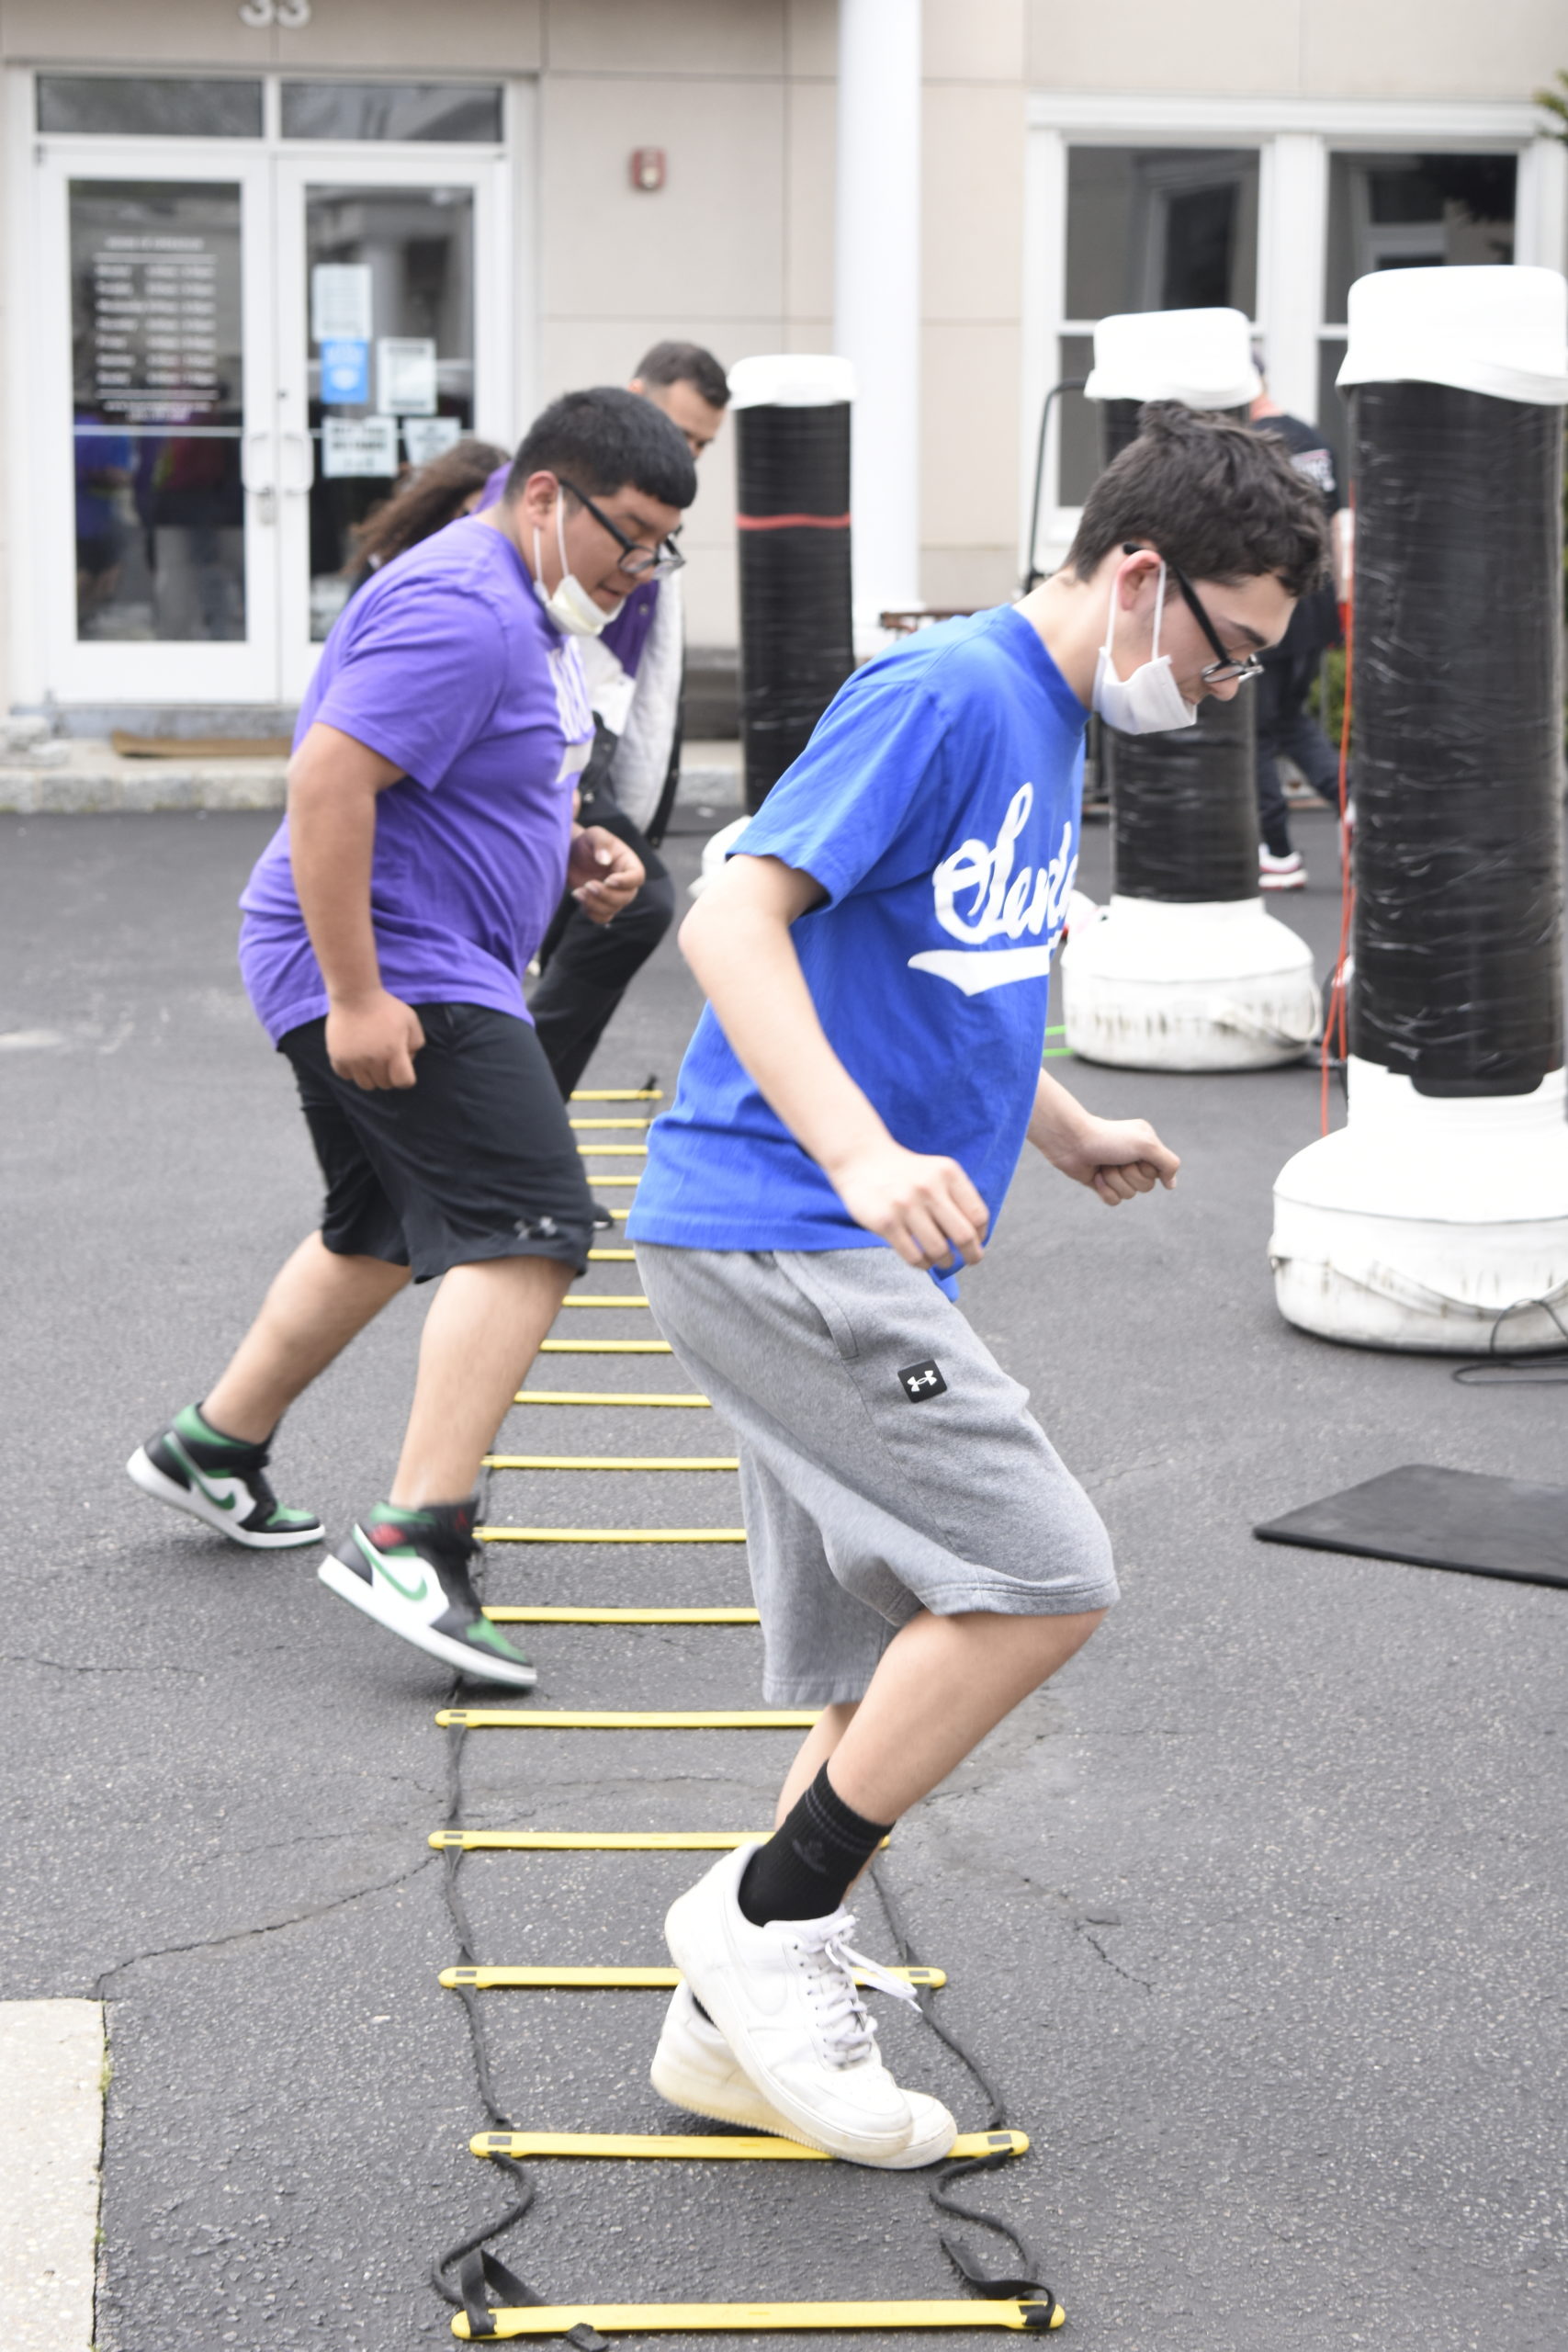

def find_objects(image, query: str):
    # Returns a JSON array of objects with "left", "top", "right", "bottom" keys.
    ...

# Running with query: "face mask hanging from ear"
[
  {"left": 1091, "top": 559, "right": 1199, "bottom": 735},
  {"left": 533, "top": 496, "right": 624, "bottom": 639}
]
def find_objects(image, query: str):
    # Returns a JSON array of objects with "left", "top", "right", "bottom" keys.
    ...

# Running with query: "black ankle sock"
[{"left": 738, "top": 1764, "right": 893, "bottom": 1927}]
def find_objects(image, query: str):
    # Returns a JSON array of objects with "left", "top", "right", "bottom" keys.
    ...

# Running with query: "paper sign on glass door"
[
  {"left": 404, "top": 416, "right": 462, "bottom": 466},
  {"left": 311, "top": 262, "right": 372, "bottom": 343},
  {"left": 378, "top": 337, "right": 437, "bottom": 415},
  {"left": 321, "top": 415, "right": 399, "bottom": 477}
]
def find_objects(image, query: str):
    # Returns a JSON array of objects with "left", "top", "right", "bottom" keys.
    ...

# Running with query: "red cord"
[{"left": 1320, "top": 513, "right": 1356, "bottom": 1138}]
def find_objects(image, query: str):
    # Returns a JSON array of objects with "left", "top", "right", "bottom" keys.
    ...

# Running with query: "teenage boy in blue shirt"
[{"left": 628, "top": 404, "right": 1328, "bottom": 2167}]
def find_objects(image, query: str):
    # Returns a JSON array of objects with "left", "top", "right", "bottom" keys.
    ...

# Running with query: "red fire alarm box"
[{"left": 630, "top": 147, "right": 666, "bottom": 192}]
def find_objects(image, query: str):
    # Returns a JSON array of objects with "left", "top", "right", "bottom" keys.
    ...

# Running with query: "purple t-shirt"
[{"left": 239, "top": 516, "right": 593, "bottom": 1045}]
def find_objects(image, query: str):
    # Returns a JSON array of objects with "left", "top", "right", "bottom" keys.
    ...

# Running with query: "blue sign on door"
[{"left": 320, "top": 337, "right": 369, "bottom": 404}]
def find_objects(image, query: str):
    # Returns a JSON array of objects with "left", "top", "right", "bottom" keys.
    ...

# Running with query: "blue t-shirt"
[
  {"left": 628, "top": 605, "right": 1086, "bottom": 1292},
  {"left": 238, "top": 515, "right": 593, "bottom": 1046}
]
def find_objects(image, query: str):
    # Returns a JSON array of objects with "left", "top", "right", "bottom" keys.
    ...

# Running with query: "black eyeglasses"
[
  {"left": 1122, "top": 543, "right": 1263, "bottom": 684},
  {"left": 558, "top": 476, "right": 685, "bottom": 581}
]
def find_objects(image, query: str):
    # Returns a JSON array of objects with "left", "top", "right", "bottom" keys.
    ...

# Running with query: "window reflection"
[
  {"left": 282, "top": 83, "right": 502, "bottom": 143},
  {"left": 1324, "top": 152, "right": 1516, "bottom": 324},
  {"left": 1066, "top": 147, "right": 1259, "bottom": 321},
  {"left": 70, "top": 181, "right": 245, "bottom": 642}
]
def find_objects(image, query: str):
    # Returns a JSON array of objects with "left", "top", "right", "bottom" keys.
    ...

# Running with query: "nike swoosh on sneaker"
[
  {"left": 166, "top": 1436, "right": 242, "bottom": 1514},
  {"left": 356, "top": 1531, "right": 429, "bottom": 1605}
]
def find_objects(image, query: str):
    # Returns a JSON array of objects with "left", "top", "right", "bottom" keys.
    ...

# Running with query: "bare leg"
[
  {"left": 202, "top": 1234, "right": 411, "bottom": 1444},
  {"left": 796, "top": 1607, "right": 1107, "bottom": 1828},
  {"left": 389, "top": 1255, "right": 573, "bottom": 1507}
]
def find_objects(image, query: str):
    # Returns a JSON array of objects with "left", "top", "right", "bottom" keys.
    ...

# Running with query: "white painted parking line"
[{"left": 0, "top": 2000, "right": 105, "bottom": 2352}]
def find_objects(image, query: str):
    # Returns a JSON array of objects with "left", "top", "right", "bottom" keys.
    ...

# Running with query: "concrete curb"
[{"left": 0, "top": 1999, "right": 106, "bottom": 2352}]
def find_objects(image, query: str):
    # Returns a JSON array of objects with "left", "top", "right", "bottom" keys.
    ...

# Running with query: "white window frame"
[{"left": 1021, "top": 95, "right": 1566, "bottom": 580}]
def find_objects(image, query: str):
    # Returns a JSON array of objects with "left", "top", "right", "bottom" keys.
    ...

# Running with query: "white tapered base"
[
  {"left": 1271, "top": 1060, "right": 1568, "bottom": 1352},
  {"left": 1060, "top": 895, "right": 1319, "bottom": 1071}
]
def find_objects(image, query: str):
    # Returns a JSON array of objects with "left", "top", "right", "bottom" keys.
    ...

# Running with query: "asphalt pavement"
[{"left": 2, "top": 799, "right": 1565, "bottom": 2352}]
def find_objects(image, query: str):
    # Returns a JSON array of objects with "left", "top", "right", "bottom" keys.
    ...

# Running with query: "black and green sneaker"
[
  {"left": 316, "top": 1498, "right": 537, "bottom": 1688},
  {"left": 127, "top": 1404, "right": 323, "bottom": 1549}
]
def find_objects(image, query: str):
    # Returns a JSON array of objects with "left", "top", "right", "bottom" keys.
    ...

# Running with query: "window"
[
  {"left": 280, "top": 83, "right": 502, "bottom": 143},
  {"left": 1055, "top": 145, "right": 1260, "bottom": 503},
  {"left": 1319, "top": 151, "right": 1517, "bottom": 460},
  {"left": 39, "top": 77, "right": 263, "bottom": 139}
]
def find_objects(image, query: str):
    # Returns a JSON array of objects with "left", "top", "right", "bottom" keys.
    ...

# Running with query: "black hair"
[
  {"left": 632, "top": 339, "right": 730, "bottom": 411},
  {"left": 505, "top": 386, "right": 697, "bottom": 510},
  {"left": 1066, "top": 402, "right": 1328, "bottom": 598}
]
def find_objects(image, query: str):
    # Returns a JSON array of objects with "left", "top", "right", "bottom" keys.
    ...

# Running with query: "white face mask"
[
  {"left": 533, "top": 499, "right": 624, "bottom": 639},
  {"left": 1091, "top": 560, "right": 1199, "bottom": 735}
]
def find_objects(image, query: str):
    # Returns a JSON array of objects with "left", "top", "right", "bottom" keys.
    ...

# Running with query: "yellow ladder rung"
[
  {"left": 586, "top": 1249, "right": 637, "bottom": 1261},
  {"left": 431, "top": 1829, "right": 768, "bottom": 1851},
  {"left": 571, "top": 1118, "right": 652, "bottom": 1129},
  {"left": 577, "top": 1145, "right": 649, "bottom": 1158},
  {"left": 470, "top": 2130, "right": 1026, "bottom": 2165},
  {"left": 477, "top": 1527, "right": 746, "bottom": 1544},
  {"left": 607, "top": 1209, "right": 631, "bottom": 1220},
  {"left": 483, "top": 1455, "right": 737, "bottom": 1472},
  {"left": 558, "top": 1295, "right": 650, "bottom": 1308},
  {"left": 538, "top": 1340, "right": 671, "bottom": 1354},
  {"left": 437, "top": 1707, "right": 815, "bottom": 1730},
  {"left": 482, "top": 1605, "right": 758, "bottom": 1624},
  {"left": 440, "top": 1964, "right": 944, "bottom": 1990},
  {"left": 513, "top": 1391, "right": 711, "bottom": 1408},
  {"left": 570, "top": 1089, "right": 662, "bottom": 1101},
  {"left": 586, "top": 1176, "right": 642, "bottom": 1187},
  {"left": 454, "top": 2296, "right": 1057, "bottom": 2341}
]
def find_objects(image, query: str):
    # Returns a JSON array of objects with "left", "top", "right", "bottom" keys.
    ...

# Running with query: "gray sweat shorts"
[{"left": 635, "top": 1243, "right": 1118, "bottom": 1706}]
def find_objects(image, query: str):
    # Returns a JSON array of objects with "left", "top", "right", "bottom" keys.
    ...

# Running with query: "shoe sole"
[
  {"left": 650, "top": 2045, "right": 955, "bottom": 2170},
  {"left": 1258, "top": 875, "right": 1306, "bottom": 891},
  {"left": 316, "top": 1548, "right": 538, "bottom": 1689},
  {"left": 126, "top": 1446, "right": 323, "bottom": 1550},
  {"left": 663, "top": 1886, "right": 912, "bottom": 2164}
]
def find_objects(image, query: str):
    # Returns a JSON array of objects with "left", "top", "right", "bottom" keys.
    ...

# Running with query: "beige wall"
[
  {"left": 1025, "top": 0, "right": 1567, "bottom": 99},
  {"left": 534, "top": 0, "right": 835, "bottom": 650}
]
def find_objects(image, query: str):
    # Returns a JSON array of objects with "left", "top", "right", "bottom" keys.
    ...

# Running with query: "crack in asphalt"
[
  {"left": 91, "top": 1852, "right": 439, "bottom": 1997},
  {"left": 1, "top": 1650, "right": 190, "bottom": 1676},
  {"left": 1070, "top": 1916, "right": 1153, "bottom": 1992}
]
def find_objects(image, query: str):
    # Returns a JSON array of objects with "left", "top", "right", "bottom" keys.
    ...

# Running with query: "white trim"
[
  {"left": 1018, "top": 124, "right": 1063, "bottom": 579},
  {"left": 1028, "top": 93, "right": 1544, "bottom": 141},
  {"left": 1257, "top": 131, "right": 1326, "bottom": 419},
  {"left": 5, "top": 67, "right": 42, "bottom": 707},
  {"left": 1517, "top": 136, "right": 1568, "bottom": 277}
]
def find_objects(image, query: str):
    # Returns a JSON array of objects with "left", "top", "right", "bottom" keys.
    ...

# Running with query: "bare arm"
[
  {"left": 678, "top": 854, "right": 989, "bottom": 1270},
  {"left": 288, "top": 720, "right": 423, "bottom": 1090},
  {"left": 1027, "top": 1067, "right": 1180, "bottom": 1205}
]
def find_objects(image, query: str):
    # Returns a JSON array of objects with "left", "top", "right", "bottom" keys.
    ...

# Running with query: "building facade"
[{"left": 3, "top": 0, "right": 1564, "bottom": 730}]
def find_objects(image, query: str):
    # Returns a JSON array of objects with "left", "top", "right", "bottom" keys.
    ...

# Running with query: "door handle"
[
  {"left": 280, "top": 429, "right": 316, "bottom": 492},
  {"left": 242, "top": 430, "right": 277, "bottom": 525}
]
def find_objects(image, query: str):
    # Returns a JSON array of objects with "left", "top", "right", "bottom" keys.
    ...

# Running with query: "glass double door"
[{"left": 40, "top": 143, "right": 503, "bottom": 708}]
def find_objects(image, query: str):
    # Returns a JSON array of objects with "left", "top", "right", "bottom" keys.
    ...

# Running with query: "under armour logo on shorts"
[{"left": 897, "top": 1359, "right": 947, "bottom": 1401}]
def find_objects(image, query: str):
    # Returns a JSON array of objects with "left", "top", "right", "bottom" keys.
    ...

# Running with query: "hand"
[
  {"left": 1037, "top": 1114, "right": 1180, "bottom": 1207},
  {"left": 569, "top": 825, "right": 644, "bottom": 925},
  {"left": 828, "top": 1140, "right": 990, "bottom": 1271},
  {"left": 325, "top": 990, "right": 424, "bottom": 1090}
]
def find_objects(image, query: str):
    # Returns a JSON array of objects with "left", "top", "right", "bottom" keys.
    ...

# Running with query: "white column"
[
  {"left": 1259, "top": 131, "right": 1327, "bottom": 423},
  {"left": 834, "top": 0, "right": 920, "bottom": 633}
]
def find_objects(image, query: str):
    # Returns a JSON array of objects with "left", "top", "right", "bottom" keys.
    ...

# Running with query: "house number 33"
[{"left": 239, "top": 0, "right": 312, "bottom": 25}]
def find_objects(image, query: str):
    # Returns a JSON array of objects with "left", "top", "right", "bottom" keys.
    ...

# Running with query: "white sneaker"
[
  {"left": 1259, "top": 846, "right": 1307, "bottom": 891},
  {"left": 651, "top": 1982, "right": 957, "bottom": 2168},
  {"left": 663, "top": 1845, "right": 920, "bottom": 2163}
]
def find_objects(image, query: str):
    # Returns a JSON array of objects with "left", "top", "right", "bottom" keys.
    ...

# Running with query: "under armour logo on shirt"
[{"left": 897, "top": 1359, "right": 947, "bottom": 1401}]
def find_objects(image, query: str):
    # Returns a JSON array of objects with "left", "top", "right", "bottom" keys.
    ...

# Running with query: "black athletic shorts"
[{"left": 278, "top": 1003, "right": 597, "bottom": 1283}]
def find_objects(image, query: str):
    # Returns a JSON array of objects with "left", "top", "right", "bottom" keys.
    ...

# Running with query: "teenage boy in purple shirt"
[{"left": 128, "top": 389, "right": 695, "bottom": 1689}]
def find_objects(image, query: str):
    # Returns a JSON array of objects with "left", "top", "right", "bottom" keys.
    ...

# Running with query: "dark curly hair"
[
  {"left": 506, "top": 386, "right": 697, "bottom": 512},
  {"left": 1066, "top": 402, "right": 1329, "bottom": 598}
]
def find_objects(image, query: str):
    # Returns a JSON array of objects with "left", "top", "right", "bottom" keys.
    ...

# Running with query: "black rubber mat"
[{"left": 1254, "top": 1464, "right": 1568, "bottom": 1590}]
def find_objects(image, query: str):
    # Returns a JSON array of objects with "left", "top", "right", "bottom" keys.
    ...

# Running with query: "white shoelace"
[{"left": 791, "top": 1908, "right": 918, "bottom": 2069}]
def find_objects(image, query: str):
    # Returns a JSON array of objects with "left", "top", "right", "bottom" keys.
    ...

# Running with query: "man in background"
[
  {"left": 1248, "top": 365, "right": 1351, "bottom": 891},
  {"left": 483, "top": 341, "right": 730, "bottom": 1093}
]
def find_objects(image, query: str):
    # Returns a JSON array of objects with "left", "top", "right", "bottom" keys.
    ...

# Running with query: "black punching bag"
[
  {"left": 728, "top": 356, "right": 855, "bottom": 814},
  {"left": 1272, "top": 265, "right": 1568, "bottom": 1353}
]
